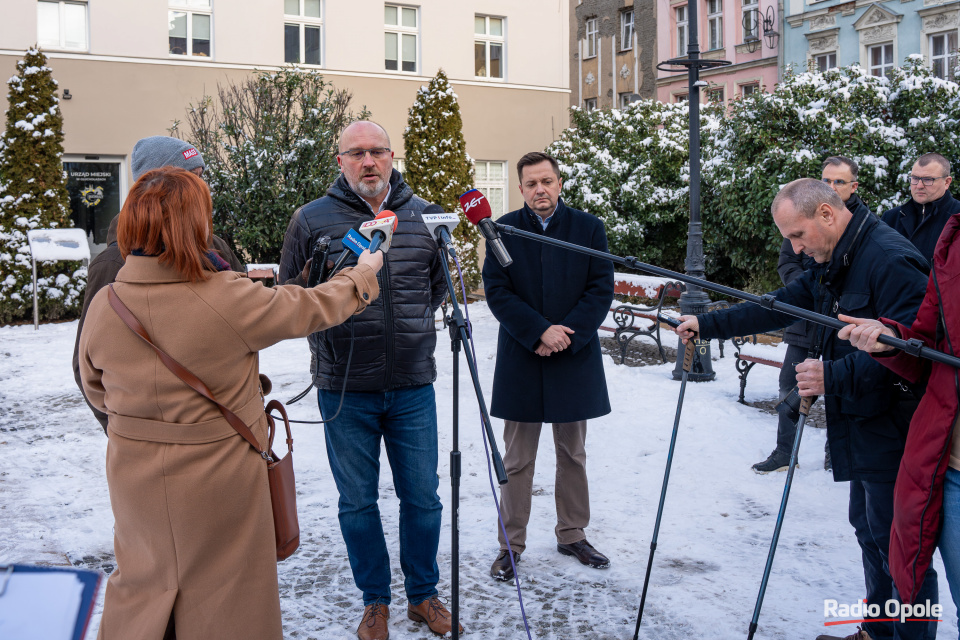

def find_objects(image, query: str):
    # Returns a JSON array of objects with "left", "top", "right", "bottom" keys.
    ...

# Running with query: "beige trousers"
[{"left": 496, "top": 420, "right": 590, "bottom": 554}]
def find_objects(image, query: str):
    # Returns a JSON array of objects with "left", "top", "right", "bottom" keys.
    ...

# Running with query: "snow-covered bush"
[
  {"left": 554, "top": 60, "right": 960, "bottom": 292},
  {"left": 549, "top": 100, "right": 723, "bottom": 274},
  {"left": 0, "top": 48, "right": 84, "bottom": 324},
  {"left": 402, "top": 69, "right": 481, "bottom": 293},
  {"left": 176, "top": 67, "right": 367, "bottom": 264}
]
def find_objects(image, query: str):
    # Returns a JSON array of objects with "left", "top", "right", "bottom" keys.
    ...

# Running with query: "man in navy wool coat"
[{"left": 482, "top": 151, "right": 615, "bottom": 583}]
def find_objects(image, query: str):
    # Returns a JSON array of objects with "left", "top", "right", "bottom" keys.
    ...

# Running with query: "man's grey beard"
[{"left": 352, "top": 173, "right": 388, "bottom": 199}]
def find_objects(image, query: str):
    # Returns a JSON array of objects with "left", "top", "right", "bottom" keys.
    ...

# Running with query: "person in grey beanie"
[
  {"left": 131, "top": 136, "right": 207, "bottom": 180},
  {"left": 73, "top": 135, "right": 245, "bottom": 432}
]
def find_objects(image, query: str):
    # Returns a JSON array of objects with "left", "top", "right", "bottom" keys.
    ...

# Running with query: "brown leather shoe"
[
  {"left": 557, "top": 538, "right": 610, "bottom": 568},
  {"left": 407, "top": 596, "right": 464, "bottom": 636},
  {"left": 357, "top": 601, "right": 389, "bottom": 640},
  {"left": 490, "top": 549, "right": 521, "bottom": 582}
]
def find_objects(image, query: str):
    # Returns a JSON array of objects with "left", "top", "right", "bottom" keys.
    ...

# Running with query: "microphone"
[
  {"left": 326, "top": 228, "right": 370, "bottom": 280},
  {"left": 359, "top": 210, "right": 398, "bottom": 254},
  {"left": 307, "top": 235, "right": 332, "bottom": 287},
  {"left": 459, "top": 189, "right": 513, "bottom": 267},
  {"left": 421, "top": 204, "right": 460, "bottom": 257}
]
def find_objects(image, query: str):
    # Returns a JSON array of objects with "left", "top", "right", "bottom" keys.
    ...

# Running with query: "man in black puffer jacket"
[{"left": 278, "top": 120, "right": 455, "bottom": 640}]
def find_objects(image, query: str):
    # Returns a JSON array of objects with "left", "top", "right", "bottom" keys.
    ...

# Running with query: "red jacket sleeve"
[{"left": 875, "top": 270, "right": 938, "bottom": 385}]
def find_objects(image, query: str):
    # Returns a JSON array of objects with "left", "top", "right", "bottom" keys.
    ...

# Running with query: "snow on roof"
[{"left": 26, "top": 229, "right": 90, "bottom": 262}]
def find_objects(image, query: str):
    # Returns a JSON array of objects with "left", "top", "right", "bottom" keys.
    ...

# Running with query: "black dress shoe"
[
  {"left": 490, "top": 549, "right": 521, "bottom": 581},
  {"left": 557, "top": 539, "right": 610, "bottom": 568}
]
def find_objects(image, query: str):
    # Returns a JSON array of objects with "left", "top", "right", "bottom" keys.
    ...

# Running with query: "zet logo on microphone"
[
  {"left": 823, "top": 599, "right": 941, "bottom": 629},
  {"left": 462, "top": 196, "right": 481, "bottom": 213}
]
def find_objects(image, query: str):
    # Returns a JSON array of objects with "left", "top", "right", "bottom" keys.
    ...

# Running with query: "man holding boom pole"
[{"left": 674, "top": 178, "right": 935, "bottom": 640}]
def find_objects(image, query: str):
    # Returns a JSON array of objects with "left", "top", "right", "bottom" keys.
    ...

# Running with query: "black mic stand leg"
[
  {"left": 633, "top": 336, "right": 697, "bottom": 638},
  {"left": 448, "top": 307, "right": 462, "bottom": 640},
  {"left": 434, "top": 239, "right": 508, "bottom": 640},
  {"left": 746, "top": 393, "right": 813, "bottom": 640}
]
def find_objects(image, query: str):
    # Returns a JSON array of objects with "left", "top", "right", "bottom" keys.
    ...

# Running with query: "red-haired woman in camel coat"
[{"left": 79, "top": 167, "right": 382, "bottom": 639}]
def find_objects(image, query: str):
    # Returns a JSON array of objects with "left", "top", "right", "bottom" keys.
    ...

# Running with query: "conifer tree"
[
  {"left": 0, "top": 48, "right": 82, "bottom": 324},
  {"left": 403, "top": 69, "right": 482, "bottom": 294}
]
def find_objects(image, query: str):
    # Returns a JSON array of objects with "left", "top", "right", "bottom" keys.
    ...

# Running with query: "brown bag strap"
[{"left": 107, "top": 284, "right": 272, "bottom": 461}]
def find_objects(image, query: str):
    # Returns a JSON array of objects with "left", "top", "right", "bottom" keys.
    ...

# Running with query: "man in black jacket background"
[
  {"left": 675, "top": 179, "right": 935, "bottom": 640},
  {"left": 756, "top": 156, "right": 868, "bottom": 473},
  {"left": 483, "top": 152, "right": 615, "bottom": 582},
  {"left": 882, "top": 152, "right": 960, "bottom": 263},
  {"left": 278, "top": 121, "right": 454, "bottom": 640}
]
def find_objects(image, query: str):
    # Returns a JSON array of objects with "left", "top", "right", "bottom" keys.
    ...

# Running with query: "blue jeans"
[
  {"left": 319, "top": 384, "right": 442, "bottom": 607},
  {"left": 849, "top": 479, "right": 938, "bottom": 640},
  {"left": 939, "top": 467, "right": 960, "bottom": 630}
]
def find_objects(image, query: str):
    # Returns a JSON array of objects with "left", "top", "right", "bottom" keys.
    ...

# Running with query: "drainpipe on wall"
[
  {"left": 579, "top": 38, "right": 583, "bottom": 106},
  {"left": 612, "top": 31, "right": 617, "bottom": 106},
  {"left": 778, "top": 0, "right": 785, "bottom": 82}
]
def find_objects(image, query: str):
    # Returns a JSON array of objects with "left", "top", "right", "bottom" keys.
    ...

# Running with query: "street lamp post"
[{"left": 656, "top": 0, "right": 731, "bottom": 381}]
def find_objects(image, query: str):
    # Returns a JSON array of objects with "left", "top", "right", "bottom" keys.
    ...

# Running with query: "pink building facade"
[{"left": 656, "top": 0, "right": 780, "bottom": 104}]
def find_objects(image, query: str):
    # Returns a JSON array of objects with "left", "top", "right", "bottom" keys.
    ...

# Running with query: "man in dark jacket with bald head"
[{"left": 278, "top": 120, "right": 455, "bottom": 640}]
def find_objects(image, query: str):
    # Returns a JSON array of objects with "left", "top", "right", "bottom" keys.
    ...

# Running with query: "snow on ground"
[{"left": 0, "top": 305, "right": 956, "bottom": 640}]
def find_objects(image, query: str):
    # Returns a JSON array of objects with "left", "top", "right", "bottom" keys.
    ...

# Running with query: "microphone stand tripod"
[
  {"left": 431, "top": 230, "right": 509, "bottom": 640},
  {"left": 633, "top": 326, "right": 698, "bottom": 638}
]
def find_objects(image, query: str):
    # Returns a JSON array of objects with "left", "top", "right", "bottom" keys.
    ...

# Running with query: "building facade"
[
  {"left": 1, "top": 0, "right": 570, "bottom": 249},
  {"left": 656, "top": 0, "right": 780, "bottom": 103},
  {"left": 571, "top": 0, "right": 658, "bottom": 110},
  {"left": 784, "top": 0, "right": 958, "bottom": 79}
]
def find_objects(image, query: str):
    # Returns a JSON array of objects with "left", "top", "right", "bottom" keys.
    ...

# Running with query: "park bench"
[
  {"left": 599, "top": 274, "right": 686, "bottom": 364},
  {"left": 733, "top": 335, "right": 788, "bottom": 403},
  {"left": 246, "top": 263, "right": 279, "bottom": 286}
]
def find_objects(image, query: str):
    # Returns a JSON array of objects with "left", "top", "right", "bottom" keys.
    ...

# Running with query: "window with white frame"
[
  {"left": 475, "top": 15, "right": 504, "bottom": 79},
  {"left": 392, "top": 158, "right": 405, "bottom": 175},
  {"left": 868, "top": 43, "right": 894, "bottom": 77},
  {"left": 284, "top": 0, "right": 322, "bottom": 65},
  {"left": 385, "top": 4, "right": 418, "bottom": 73},
  {"left": 676, "top": 6, "right": 689, "bottom": 57},
  {"left": 816, "top": 52, "right": 837, "bottom": 72},
  {"left": 708, "top": 0, "right": 723, "bottom": 50},
  {"left": 584, "top": 97, "right": 597, "bottom": 112},
  {"left": 621, "top": 10, "right": 634, "bottom": 51},
  {"left": 169, "top": 0, "right": 211, "bottom": 58},
  {"left": 930, "top": 32, "right": 959, "bottom": 80},
  {"left": 475, "top": 161, "right": 507, "bottom": 218},
  {"left": 37, "top": 1, "right": 87, "bottom": 51},
  {"left": 619, "top": 92, "right": 636, "bottom": 108},
  {"left": 741, "top": 82, "right": 759, "bottom": 97},
  {"left": 675, "top": 93, "right": 688, "bottom": 102},
  {"left": 707, "top": 86, "right": 725, "bottom": 103},
  {"left": 742, "top": 0, "right": 759, "bottom": 41},
  {"left": 585, "top": 17, "right": 598, "bottom": 58}
]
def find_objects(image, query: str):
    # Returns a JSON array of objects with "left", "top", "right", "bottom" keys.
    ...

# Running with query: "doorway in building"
[{"left": 62, "top": 155, "right": 125, "bottom": 253}]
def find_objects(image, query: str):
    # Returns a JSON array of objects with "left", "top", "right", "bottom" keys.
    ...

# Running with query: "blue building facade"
[{"left": 783, "top": 0, "right": 958, "bottom": 79}]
